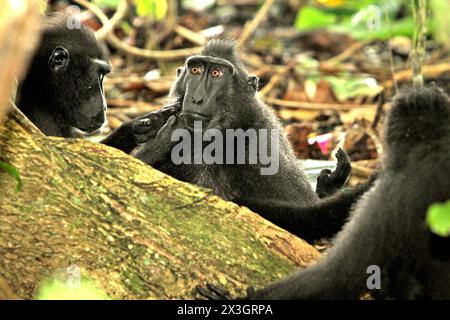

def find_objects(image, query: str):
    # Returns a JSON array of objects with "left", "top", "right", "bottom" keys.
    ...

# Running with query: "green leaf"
[
  {"left": 334, "top": 17, "right": 415, "bottom": 40},
  {"left": 93, "top": 0, "right": 121, "bottom": 9},
  {"left": 294, "top": 2, "right": 415, "bottom": 41},
  {"left": 324, "top": 75, "right": 383, "bottom": 101},
  {"left": 35, "top": 276, "right": 110, "bottom": 300},
  {"left": 427, "top": 201, "right": 450, "bottom": 237},
  {"left": 295, "top": 6, "right": 338, "bottom": 31},
  {"left": 430, "top": 0, "right": 450, "bottom": 47},
  {"left": 120, "top": 21, "right": 132, "bottom": 35},
  {"left": 0, "top": 161, "right": 22, "bottom": 192},
  {"left": 136, "top": 0, "right": 168, "bottom": 21}
]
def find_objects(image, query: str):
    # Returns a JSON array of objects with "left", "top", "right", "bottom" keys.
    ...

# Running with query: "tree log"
[{"left": 0, "top": 107, "right": 320, "bottom": 299}]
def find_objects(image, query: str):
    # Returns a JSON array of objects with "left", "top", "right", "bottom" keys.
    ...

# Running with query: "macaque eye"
[
  {"left": 191, "top": 67, "right": 202, "bottom": 74},
  {"left": 211, "top": 69, "right": 223, "bottom": 78}
]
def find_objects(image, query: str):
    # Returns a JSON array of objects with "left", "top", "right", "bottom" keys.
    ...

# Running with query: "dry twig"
[
  {"left": 262, "top": 97, "right": 378, "bottom": 111},
  {"left": 258, "top": 73, "right": 284, "bottom": 97},
  {"left": 411, "top": 0, "right": 427, "bottom": 88},
  {"left": 351, "top": 163, "right": 375, "bottom": 179},
  {"left": 95, "top": 0, "right": 128, "bottom": 40},
  {"left": 323, "top": 41, "right": 368, "bottom": 65},
  {"left": 174, "top": 25, "right": 206, "bottom": 46},
  {"left": 74, "top": 0, "right": 203, "bottom": 60},
  {"left": 382, "top": 62, "right": 450, "bottom": 89},
  {"left": 238, "top": 0, "right": 275, "bottom": 47}
]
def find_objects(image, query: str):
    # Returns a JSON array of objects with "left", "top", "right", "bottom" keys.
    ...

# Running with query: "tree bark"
[{"left": 0, "top": 107, "right": 320, "bottom": 300}]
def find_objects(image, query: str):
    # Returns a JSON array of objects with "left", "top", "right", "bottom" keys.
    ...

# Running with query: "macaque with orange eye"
[
  {"left": 176, "top": 54, "right": 258, "bottom": 128},
  {"left": 134, "top": 40, "right": 368, "bottom": 244}
]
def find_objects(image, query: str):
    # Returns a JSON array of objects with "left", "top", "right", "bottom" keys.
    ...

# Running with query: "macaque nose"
[{"left": 192, "top": 95, "right": 204, "bottom": 104}]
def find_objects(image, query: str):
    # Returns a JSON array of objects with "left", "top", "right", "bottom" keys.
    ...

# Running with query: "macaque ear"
[
  {"left": 176, "top": 67, "right": 185, "bottom": 77},
  {"left": 48, "top": 46, "right": 70, "bottom": 73},
  {"left": 247, "top": 75, "right": 259, "bottom": 92}
]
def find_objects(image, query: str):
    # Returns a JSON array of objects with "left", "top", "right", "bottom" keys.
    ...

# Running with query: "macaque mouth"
[
  {"left": 70, "top": 126, "right": 97, "bottom": 137},
  {"left": 72, "top": 118, "right": 107, "bottom": 136},
  {"left": 70, "top": 126, "right": 101, "bottom": 137},
  {"left": 184, "top": 111, "right": 212, "bottom": 121}
]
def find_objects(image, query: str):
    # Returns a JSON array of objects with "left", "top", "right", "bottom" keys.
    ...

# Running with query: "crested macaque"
[
  {"left": 17, "top": 13, "right": 178, "bottom": 153},
  {"left": 134, "top": 40, "right": 369, "bottom": 242}
]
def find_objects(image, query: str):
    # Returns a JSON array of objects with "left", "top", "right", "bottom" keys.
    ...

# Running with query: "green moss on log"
[{"left": 0, "top": 108, "right": 320, "bottom": 299}]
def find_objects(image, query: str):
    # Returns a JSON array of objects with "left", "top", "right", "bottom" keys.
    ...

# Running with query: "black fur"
[
  {"left": 135, "top": 40, "right": 368, "bottom": 242},
  {"left": 17, "top": 14, "right": 109, "bottom": 137},
  {"left": 430, "top": 232, "right": 450, "bottom": 262},
  {"left": 244, "top": 87, "right": 450, "bottom": 299},
  {"left": 316, "top": 148, "right": 351, "bottom": 198},
  {"left": 17, "top": 14, "right": 175, "bottom": 153}
]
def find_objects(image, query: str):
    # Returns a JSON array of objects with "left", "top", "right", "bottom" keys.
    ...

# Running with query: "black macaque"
[
  {"left": 200, "top": 86, "right": 450, "bottom": 300},
  {"left": 16, "top": 13, "right": 178, "bottom": 153},
  {"left": 134, "top": 40, "right": 369, "bottom": 242}
]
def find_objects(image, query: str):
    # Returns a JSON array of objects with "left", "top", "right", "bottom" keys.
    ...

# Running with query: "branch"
[
  {"left": 95, "top": 0, "right": 128, "bottom": 41},
  {"left": 262, "top": 97, "right": 378, "bottom": 111},
  {"left": 73, "top": 0, "right": 202, "bottom": 60},
  {"left": 410, "top": 0, "right": 428, "bottom": 88},
  {"left": 382, "top": 62, "right": 450, "bottom": 89},
  {"left": 174, "top": 25, "right": 206, "bottom": 46},
  {"left": 351, "top": 163, "right": 375, "bottom": 179},
  {"left": 165, "top": 0, "right": 177, "bottom": 31},
  {"left": 323, "top": 41, "right": 368, "bottom": 65},
  {"left": 257, "top": 73, "right": 284, "bottom": 97},
  {"left": 238, "top": 0, "right": 275, "bottom": 47}
]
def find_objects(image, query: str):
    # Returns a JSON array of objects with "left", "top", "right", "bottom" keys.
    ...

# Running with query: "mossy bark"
[{"left": 0, "top": 108, "right": 320, "bottom": 300}]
